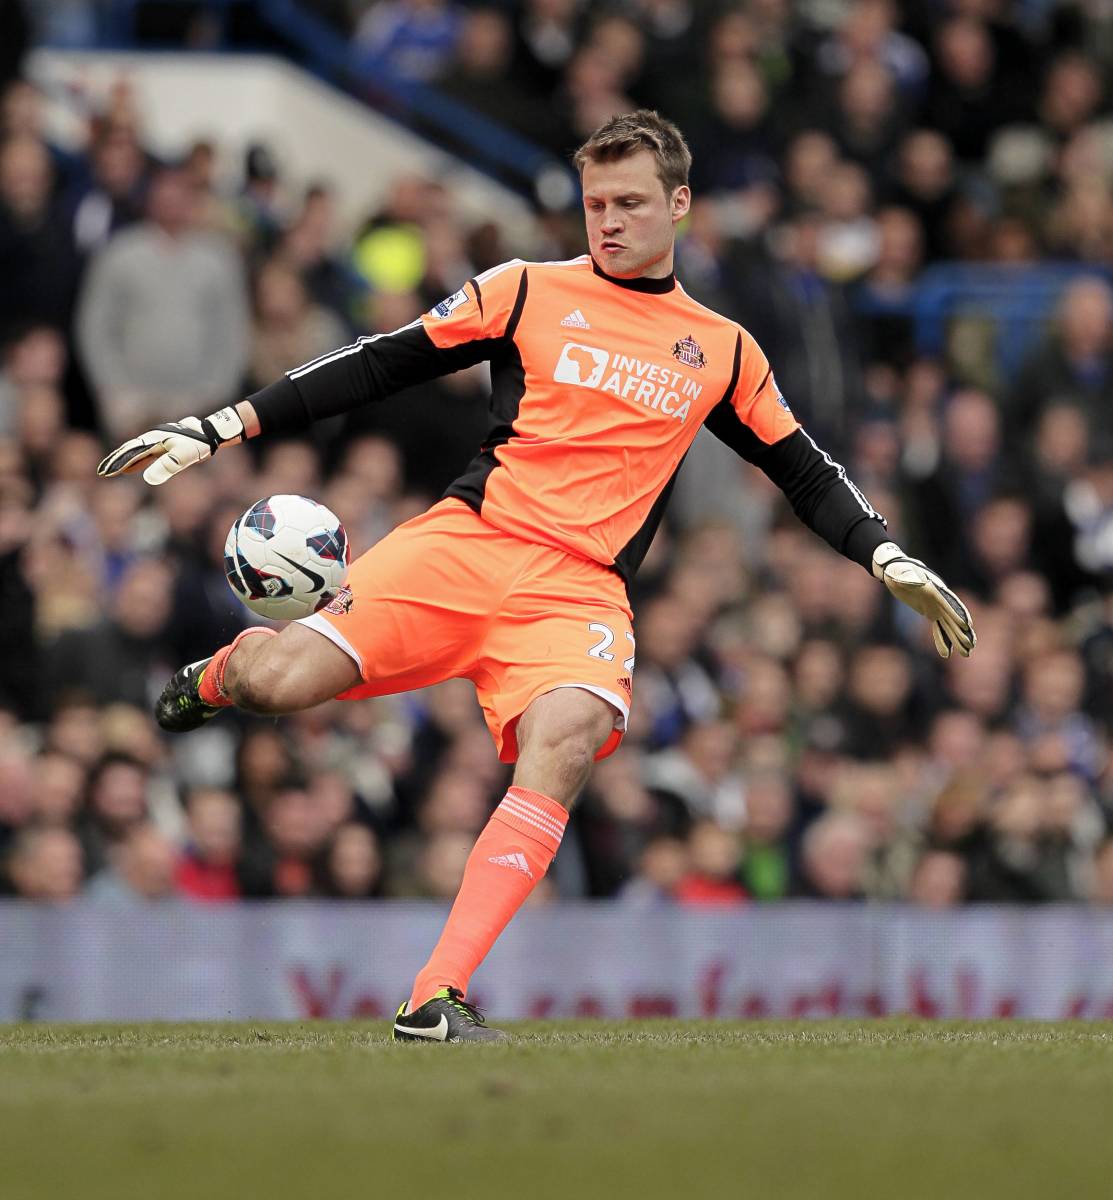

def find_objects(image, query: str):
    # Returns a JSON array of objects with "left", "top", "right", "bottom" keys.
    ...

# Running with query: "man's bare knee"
[{"left": 514, "top": 689, "right": 618, "bottom": 805}]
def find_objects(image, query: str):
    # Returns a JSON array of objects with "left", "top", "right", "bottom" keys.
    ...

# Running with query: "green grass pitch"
[{"left": 4, "top": 1021, "right": 1113, "bottom": 1200}]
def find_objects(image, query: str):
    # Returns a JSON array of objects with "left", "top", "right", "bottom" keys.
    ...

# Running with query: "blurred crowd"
[{"left": 0, "top": 0, "right": 1111, "bottom": 910}]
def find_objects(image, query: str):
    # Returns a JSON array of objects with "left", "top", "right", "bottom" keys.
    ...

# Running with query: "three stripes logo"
[
  {"left": 560, "top": 309, "right": 591, "bottom": 329},
  {"left": 487, "top": 852, "right": 534, "bottom": 878}
]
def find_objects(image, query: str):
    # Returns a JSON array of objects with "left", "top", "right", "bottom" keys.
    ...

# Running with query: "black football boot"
[
  {"left": 392, "top": 987, "right": 508, "bottom": 1043},
  {"left": 155, "top": 657, "right": 224, "bottom": 732}
]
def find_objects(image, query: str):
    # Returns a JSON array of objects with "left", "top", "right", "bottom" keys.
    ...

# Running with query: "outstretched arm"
[
  {"left": 705, "top": 330, "right": 976, "bottom": 659},
  {"left": 97, "top": 264, "right": 527, "bottom": 485}
]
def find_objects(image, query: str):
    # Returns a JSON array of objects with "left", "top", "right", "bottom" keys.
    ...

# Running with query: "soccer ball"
[{"left": 224, "top": 494, "right": 350, "bottom": 620}]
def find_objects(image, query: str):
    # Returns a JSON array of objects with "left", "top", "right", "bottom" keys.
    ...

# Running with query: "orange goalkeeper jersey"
[
  {"left": 423, "top": 256, "right": 797, "bottom": 575},
  {"left": 253, "top": 255, "right": 885, "bottom": 581}
]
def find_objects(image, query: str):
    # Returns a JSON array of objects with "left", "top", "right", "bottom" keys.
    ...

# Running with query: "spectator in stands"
[
  {"left": 965, "top": 775, "right": 1074, "bottom": 903},
  {"left": 355, "top": 0, "right": 464, "bottom": 82},
  {"left": 646, "top": 719, "right": 745, "bottom": 830},
  {"left": 688, "top": 60, "right": 780, "bottom": 197},
  {"left": 175, "top": 788, "right": 242, "bottom": 901},
  {"left": 618, "top": 835, "right": 689, "bottom": 907},
  {"left": 278, "top": 185, "right": 366, "bottom": 328},
  {"left": 86, "top": 821, "right": 178, "bottom": 904},
  {"left": 730, "top": 210, "right": 864, "bottom": 446},
  {"left": 43, "top": 557, "right": 177, "bottom": 710},
  {"left": 235, "top": 728, "right": 301, "bottom": 819},
  {"left": 795, "top": 811, "right": 871, "bottom": 900},
  {"left": 76, "top": 165, "right": 249, "bottom": 440},
  {"left": 1038, "top": 52, "right": 1105, "bottom": 146},
  {"left": 1010, "top": 277, "right": 1113, "bottom": 454},
  {"left": 908, "top": 849, "right": 966, "bottom": 908},
  {"left": 630, "top": 591, "right": 720, "bottom": 749},
  {"left": 0, "top": 134, "right": 81, "bottom": 341},
  {"left": 925, "top": 16, "right": 1024, "bottom": 164},
  {"left": 237, "top": 143, "right": 286, "bottom": 253},
  {"left": 33, "top": 752, "right": 87, "bottom": 829},
  {"left": 577, "top": 749, "right": 687, "bottom": 896},
  {"left": 826, "top": 59, "right": 905, "bottom": 187},
  {"left": 415, "top": 830, "right": 472, "bottom": 899},
  {"left": 247, "top": 257, "right": 348, "bottom": 393},
  {"left": 837, "top": 643, "right": 921, "bottom": 759},
  {"left": 238, "top": 783, "right": 329, "bottom": 898},
  {"left": 1016, "top": 650, "right": 1105, "bottom": 783},
  {"left": 814, "top": 0, "right": 929, "bottom": 99},
  {"left": 511, "top": 0, "right": 583, "bottom": 104},
  {"left": 69, "top": 121, "right": 150, "bottom": 256},
  {"left": 903, "top": 388, "right": 1012, "bottom": 587},
  {"left": 737, "top": 770, "right": 794, "bottom": 900},
  {"left": 320, "top": 822, "right": 383, "bottom": 898},
  {"left": 6, "top": 826, "right": 84, "bottom": 901},
  {"left": 439, "top": 7, "right": 550, "bottom": 142},
  {"left": 675, "top": 820, "right": 747, "bottom": 906},
  {"left": 79, "top": 752, "right": 150, "bottom": 875}
]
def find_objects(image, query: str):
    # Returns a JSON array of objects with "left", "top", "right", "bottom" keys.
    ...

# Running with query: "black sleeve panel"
[
  {"left": 704, "top": 402, "right": 889, "bottom": 570},
  {"left": 248, "top": 324, "right": 501, "bottom": 435}
]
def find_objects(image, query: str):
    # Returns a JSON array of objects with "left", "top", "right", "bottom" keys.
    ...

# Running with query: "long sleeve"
[{"left": 247, "top": 264, "right": 528, "bottom": 435}]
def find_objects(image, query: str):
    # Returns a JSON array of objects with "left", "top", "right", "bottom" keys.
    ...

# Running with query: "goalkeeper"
[{"left": 98, "top": 110, "right": 974, "bottom": 1042}]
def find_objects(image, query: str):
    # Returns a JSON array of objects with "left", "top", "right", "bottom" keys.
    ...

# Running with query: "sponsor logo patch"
[
  {"left": 617, "top": 676, "right": 632, "bottom": 699},
  {"left": 671, "top": 333, "right": 706, "bottom": 369},
  {"left": 554, "top": 342, "right": 609, "bottom": 387},
  {"left": 552, "top": 342, "right": 700, "bottom": 422},
  {"left": 431, "top": 288, "right": 469, "bottom": 319},
  {"left": 773, "top": 375, "right": 791, "bottom": 413}
]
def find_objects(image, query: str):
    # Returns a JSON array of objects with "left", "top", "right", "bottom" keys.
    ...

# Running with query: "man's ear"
[{"left": 671, "top": 185, "right": 691, "bottom": 223}]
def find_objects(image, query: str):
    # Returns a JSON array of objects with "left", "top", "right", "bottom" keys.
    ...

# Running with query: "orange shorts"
[{"left": 300, "top": 498, "right": 635, "bottom": 762}]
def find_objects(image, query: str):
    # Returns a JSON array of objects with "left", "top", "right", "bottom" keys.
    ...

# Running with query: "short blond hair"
[{"left": 573, "top": 109, "right": 692, "bottom": 196}]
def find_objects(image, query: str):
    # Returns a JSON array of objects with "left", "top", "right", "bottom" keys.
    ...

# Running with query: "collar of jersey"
[{"left": 590, "top": 257, "right": 676, "bottom": 294}]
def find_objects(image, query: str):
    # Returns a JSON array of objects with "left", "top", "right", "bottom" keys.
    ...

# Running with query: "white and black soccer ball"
[{"left": 224, "top": 495, "right": 350, "bottom": 620}]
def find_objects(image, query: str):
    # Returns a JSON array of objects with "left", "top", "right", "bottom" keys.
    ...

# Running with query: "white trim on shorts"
[
  {"left": 545, "top": 683, "right": 629, "bottom": 731},
  {"left": 299, "top": 612, "right": 364, "bottom": 676}
]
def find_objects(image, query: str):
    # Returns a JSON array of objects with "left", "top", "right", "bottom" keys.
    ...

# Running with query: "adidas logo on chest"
[{"left": 560, "top": 309, "right": 591, "bottom": 329}]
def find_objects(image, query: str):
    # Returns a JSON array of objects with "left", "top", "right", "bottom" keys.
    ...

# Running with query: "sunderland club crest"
[
  {"left": 323, "top": 585, "right": 354, "bottom": 616},
  {"left": 671, "top": 334, "right": 706, "bottom": 369}
]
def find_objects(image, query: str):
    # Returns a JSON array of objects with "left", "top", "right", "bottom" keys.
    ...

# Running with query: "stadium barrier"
[{"left": 4, "top": 902, "right": 1113, "bottom": 1022}]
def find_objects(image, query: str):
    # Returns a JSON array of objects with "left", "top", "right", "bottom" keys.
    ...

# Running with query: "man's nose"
[{"left": 601, "top": 209, "right": 623, "bottom": 233}]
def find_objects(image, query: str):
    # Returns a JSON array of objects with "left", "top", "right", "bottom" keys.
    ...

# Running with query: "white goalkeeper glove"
[
  {"left": 872, "top": 541, "right": 976, "bottom": 659},
  {"left": 96, "top": 406, "right": 245, "bottom": 485}
]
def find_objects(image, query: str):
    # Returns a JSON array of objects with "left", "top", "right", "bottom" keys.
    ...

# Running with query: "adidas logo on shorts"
[
  {"left": 560, "top": 309, "right": 591, "bottom": 329},
  {"left": 488, "top": 852, "right": 534, "bottom": 878}
]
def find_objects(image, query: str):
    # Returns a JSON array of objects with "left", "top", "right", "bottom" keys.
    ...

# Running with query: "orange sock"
[
  {"left": 409, "top": 786, "right": 568, "bottom": 1010},
  {"left": 197, "top": 627, "right": 277, "bottom": 707}
]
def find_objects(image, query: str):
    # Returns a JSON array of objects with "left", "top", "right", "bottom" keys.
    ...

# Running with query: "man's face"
[{"left": 582, "top": 149, "right": 689, "bottom": 279}]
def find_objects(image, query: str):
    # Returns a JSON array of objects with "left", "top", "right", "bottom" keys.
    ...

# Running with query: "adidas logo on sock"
[
  {"left": 488, "top": 852, "right": 534, "bottom": 878},
  {"left": 560, "top": 309, "right": 590, "bottom": 329}
]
